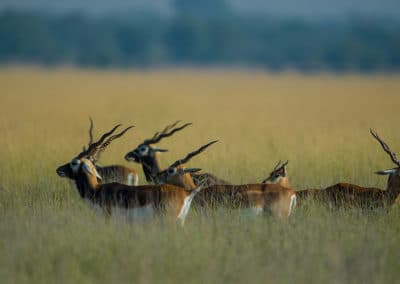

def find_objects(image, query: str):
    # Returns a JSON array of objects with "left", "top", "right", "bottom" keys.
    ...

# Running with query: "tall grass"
[{"left": 0, "top": 68, "right": 399, "bottom": 283}]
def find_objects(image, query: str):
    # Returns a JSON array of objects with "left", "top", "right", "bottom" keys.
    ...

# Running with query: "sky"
[{"left": 0, "top": 0, "right": 399, "bottom": 19}]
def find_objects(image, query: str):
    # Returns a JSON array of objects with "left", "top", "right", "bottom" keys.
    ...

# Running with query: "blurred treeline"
[{"left": 1, "top": 6, "right": 399, "bottom": 71}]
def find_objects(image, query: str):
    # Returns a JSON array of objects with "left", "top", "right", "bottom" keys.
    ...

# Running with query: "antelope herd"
[{"left": 56, "top": 120, "right": 400, "bottom": 225}]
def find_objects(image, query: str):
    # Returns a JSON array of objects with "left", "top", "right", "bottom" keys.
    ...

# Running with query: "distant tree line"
[{"left": 0, "top": 9, "right": 399, "bottom": 71}]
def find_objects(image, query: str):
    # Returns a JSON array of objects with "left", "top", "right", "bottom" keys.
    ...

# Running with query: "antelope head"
[
  {"left": 56, "top": 121, "right": 134, "bottom": 180},
  {"left": 262, "top": 160, "right": 290, "bottom": 188},
  {"left": 124, "top": 121, "right": 192, "bottom": 181},
  {"left": 370, "top": 129, "right": 400, "bottom": 193},
  {"left": 157, "top": 140, "right": 218, "bottom": 190},
  {"left": 57, "top": 156, "right": 103, "bottom": 198}
]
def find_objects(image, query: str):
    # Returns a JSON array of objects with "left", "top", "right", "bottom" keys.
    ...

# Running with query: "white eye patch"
[
  {"left": 167, "top": 167, "right": 177, "bottom": 176},
  {"left": 138, "top": 145, "right": 149, "bottom": 156},
  {"left": 70, "top": 159, "right": 81, "bottom": 172}
]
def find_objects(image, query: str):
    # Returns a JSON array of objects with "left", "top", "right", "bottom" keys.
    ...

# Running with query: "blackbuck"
[
  {"left": 125, "top": 121, "right": 230, "bottom": 186},
  {"left": 157, "top": 147, "right": 297, "bottom": 219},
  {"left": 261, "top": 161, "right": 322, "bottom": 207},
  {"left": 314, "top": 129, "right": 400, "bottom": 209},
  {"left": 57, "top": 120, "right": 139, "bottom": 186},
  {"left": 56, "top": 157, "right": 202, "bottom": 224},
  {"left": 278, "top": 130, "right": 400, "bottom": 209},
  {"left": 124, "top": 121, "right": 190, "bottom": 184},
  {"left": 262, "top": 160, "right": 290, "bottom": 188}
]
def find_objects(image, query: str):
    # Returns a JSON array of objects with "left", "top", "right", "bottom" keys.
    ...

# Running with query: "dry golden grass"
[
  {"left": 0, "top": 67, "right": 400, "bottom": 283},
  {"left": 1, "top": 67, "right": 400, "bottom": 187}
]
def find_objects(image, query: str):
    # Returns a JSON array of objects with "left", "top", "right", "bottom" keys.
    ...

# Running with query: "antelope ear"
[
  {"left": 375, "top": 168, "right": 396, "bottom": 175},
  {"left": 184, "top": 168, "right": 202, "bottom": 174},
  {"left": 82, "top": 161, "right": 102, "bottom": 180},
  {"left": 153, "top": 148, "right": 168, "bottom": 153}
]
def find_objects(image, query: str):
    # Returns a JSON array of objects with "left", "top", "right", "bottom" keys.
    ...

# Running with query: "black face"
[
  {"left": 56, "top": 163, "right": 75, "bottom": 179},
  {"left": 125, "top": 151, "right": 140, "bottom": 163},
  {"left": 272, "top": 167, "right": 286, "bottom": 178},
  {"left": 125, "top": 144, "right": 151, "bottom": 163},
  {"left": 56, "top": 157, "right": 83, "bottom": 180},
  {"left": 124, "top": 150, "right": 141, "bottom": 163}
]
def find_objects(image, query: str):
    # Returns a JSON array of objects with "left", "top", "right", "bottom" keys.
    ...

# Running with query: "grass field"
[{"left": 0, "top": 67, "right": 399, "bottom": 283}]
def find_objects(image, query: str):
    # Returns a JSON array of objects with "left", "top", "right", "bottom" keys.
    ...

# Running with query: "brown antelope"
[
  {"left": 124, "top": 121, "right": 230, "bottom": 186},
  {"left": 57, "top": 121, "right": 139, "bottom": 186},
  {"left": 262, "top": 160, "right": 290, "bottom": 188},
  {"left": 276, "top": 130, "right": 400, "bottom": 209},
  {"left": 314, "top": 129, "right": 400, "bottom": 209},
  {"left": 261, "top": 161, "right": 322, "bottom": 207},
  {"left": 56, "top": 157, "right": 202, "bottom": 224},
  {"left": 157, "top": 146, "right": 297, "bottom": 219}
]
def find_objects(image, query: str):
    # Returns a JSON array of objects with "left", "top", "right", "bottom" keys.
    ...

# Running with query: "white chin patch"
[{"left": 58, "top": 171, "right": 66, "bottom": 177}]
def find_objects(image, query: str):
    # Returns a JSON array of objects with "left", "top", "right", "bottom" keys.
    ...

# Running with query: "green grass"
[
  {"left": 1, "top": 189, "right": 399, "bottom": 283},
  {"left": 0, "top": 68, "right": 399, "bottom": 283}
]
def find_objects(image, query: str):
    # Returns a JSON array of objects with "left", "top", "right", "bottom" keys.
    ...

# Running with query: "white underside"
[
  {"left": 177, "top": 187, "right": 202, "bottom": 225},
  {"left": 127, "top": 173, "right": 139, "bottom": 186},
  {"left": 89, "top": 201, "right": 155, "bottom": 221},
  {"left": 288, "top": 194, "right": 297, "bottom": 216},
  {"left": 238, "top": 207, "right": 264, "bottom": 216},
  {"left": 113, "top": 205, "right": 155, "bottom": 221}
]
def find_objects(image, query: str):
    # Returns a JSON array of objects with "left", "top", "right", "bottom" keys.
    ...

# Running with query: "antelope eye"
[
  {"left": 167, "top": 168, "right": 177, "bottom": 175},
  {"left": 138, "top": 145, "right": 148, "bottom": 154},
  {"left": 71, "top": 159, "right": 80, "bottom": 166}
]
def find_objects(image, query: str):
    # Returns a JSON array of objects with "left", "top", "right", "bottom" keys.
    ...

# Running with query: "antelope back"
[
  {"left": 96, "top": 165, "right": 138, "bottom": 185},
  {"left": 192, "top": 173, "right": 232, "bottom": 187},
  {"left": 195, "top": 183, "right": 296, "bottom": 218}
]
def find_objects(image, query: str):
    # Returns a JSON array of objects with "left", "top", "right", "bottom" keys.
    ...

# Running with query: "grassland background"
[{"left": 0, "top": 67, "right": 399, "bottom": 283}]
